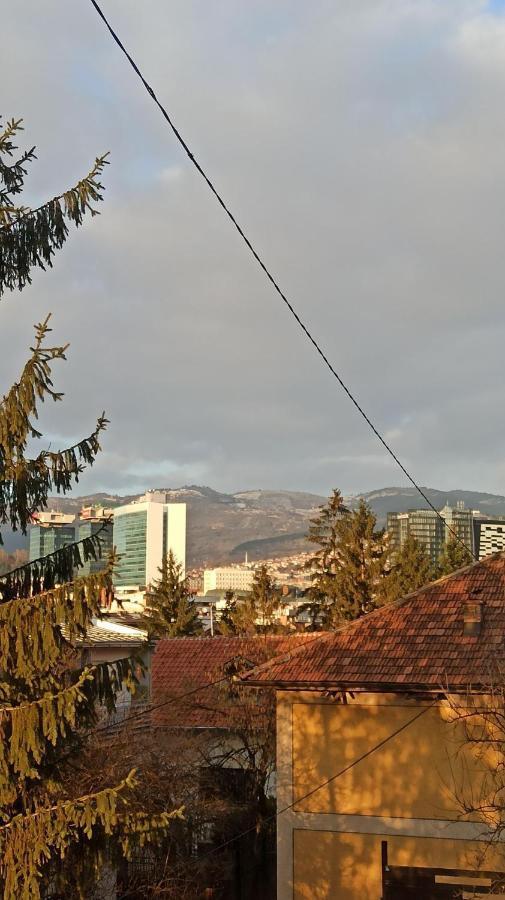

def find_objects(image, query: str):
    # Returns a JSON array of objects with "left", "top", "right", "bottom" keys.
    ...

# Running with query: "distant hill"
[
  {"left": 5, "top": 484, "right": 505, "bottom": 565},
  {"left": 351, "top": 487, "right": 505, "bottom": 526}
]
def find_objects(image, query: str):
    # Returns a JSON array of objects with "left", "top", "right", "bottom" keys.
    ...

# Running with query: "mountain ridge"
[{"left": 5, "top": 485, "right": 505, "bottom": 565}]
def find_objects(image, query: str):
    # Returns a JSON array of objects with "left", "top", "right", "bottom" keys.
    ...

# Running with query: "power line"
[
  {"left": 94, "top": 632, "right": 327, "bottom": 737},
  {"left": 87, "top": 0, "right": 475, "bottom": 561},
  {"left": 199, "top": 701, "right": 435, "bottom": 861},
  {"left": 94, "top": 671, "right": 230, "bottom": 736}
]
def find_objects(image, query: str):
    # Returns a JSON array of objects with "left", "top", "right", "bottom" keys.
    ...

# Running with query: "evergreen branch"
[
  {"left": 0, "top": 119, "right": 24, "bottom": 160},
  {"left": 0, "top": 317, "right": 107, "bottom": 542},
  {"left": 0, "top": 519, "right": 108, "bottom": 598},
  {"left": 0, "top": 569, "right": 112, "bottom": 675},
  {"left": 0, "top": 153, "right": 109, "bottom": 296},
  {"left": 0, "top": 770, "right": 180, "bottom": 900},
  {"left": 0, "top": 316, "right": 67, "bottom": 458},
  {"left": 0, "top": 153, "right": 109, "bottom": 231},
  {"left": 0, "top": 413, "right": 108, "bottom": 541},
  {"left": 0, "top": 668, "right": 95, "bottom": 805}
]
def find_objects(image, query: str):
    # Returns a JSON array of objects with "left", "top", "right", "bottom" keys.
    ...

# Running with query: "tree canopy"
[
  {"left": 306, "top": 492, "right": 389, "bottom": 625},
  {"left": 142, "top": 550, "right": 201, "bottom": 639},
  {"left": 221, "top": 565, "right": 283, "bottom": 634},
  {"left": 380, "top": 532, "right": 434, "bottom": 605},
  {"left": 0, "top": 117, "right": 175, "bottom": 898},
  {"left": 437, "top": 535, "right": 473, "bottom": 578}
]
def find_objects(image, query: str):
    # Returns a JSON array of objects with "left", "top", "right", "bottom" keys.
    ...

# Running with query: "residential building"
[
  {"left": 77, "top": 506, "right": 114, "bottom": 576},
  {"left": 242, "top": 552, "right": 505, "bottom": 900},
  {"left": 203, "top": 566, "right": 255, "bottom": 594},
  {"left": 473, "top": 515, "right": 505, "bottom": 559},
  {"left": 29, "top": 510, "right": 75, "bottom": 561},
  {"left": 387, "top": 501, "right": 474, "bottom": 566},
  {"left": 68, "top": 617, "right": 150, "bottom": 722},
  {"left": 112, "top": 492, "right": 186, "bottom": 593},
  {"left": 151, "top": 634, "right": 313, "bottom": 897}
]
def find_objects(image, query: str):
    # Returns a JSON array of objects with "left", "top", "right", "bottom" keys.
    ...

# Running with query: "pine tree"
[
  {"left": 330, "top": 499, "right": 388, "bottom": 622},
  {"left": 306, "top": 493, "right": 388, "bottom": 625},
  {"left": 380, "top": 532, "right": 433, "bottom": 605},
  {"left": 437, "top": 535, "right": 473, "bottom": 578},
  {"left": 302, "top": 489, "right": 349, "bottom": 628},
  {"left": 142, "top": 550, "right": 200, "bottom": 639},
  {"left": 0, "top": 117, "right": 177, "bottom": 899},
  {"left": 221, "top": 565, "right": 282, "bottom": 634}
]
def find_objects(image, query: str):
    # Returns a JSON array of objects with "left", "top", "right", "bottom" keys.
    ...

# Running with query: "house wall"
[{"left": 276, "top": 690, "right": 503, "bottom": 900}]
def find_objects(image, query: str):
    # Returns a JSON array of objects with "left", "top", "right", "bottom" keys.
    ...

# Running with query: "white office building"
[
  {"left": 203, "top": 566, "right": 254, "bottom": 595},
  {"left": 113, "top": 492, "right": 186, "bottom": 594},
  {"left": 473, "top": 516, "right": 505, "bottom": 560}
]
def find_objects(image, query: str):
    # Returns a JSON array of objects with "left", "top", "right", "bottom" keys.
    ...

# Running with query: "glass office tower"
[{"left": 112, "top": 493, "right": 186, "bottom": 590}]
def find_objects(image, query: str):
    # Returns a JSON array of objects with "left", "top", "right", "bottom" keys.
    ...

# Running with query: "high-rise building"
[
  {"left": 77, "top": 506, "right": 114, "bottom": 576},
  {"left": 386, "top": 510, "right": 444, "bottom": 567},
  {"left": 386, "top": 502, "right": 474, "bottom": 567},
  {"left": 29, "top": 511, "right": 76, "bottom": 561},
  {"left": 439, "top": 502, "right": 474, "bottom": 556},
  {"left": 473, "top": 516, "right": 505, "bottom": 560},
  {"left": 112, "top": 492, "right": 186, "bottom": 591}
]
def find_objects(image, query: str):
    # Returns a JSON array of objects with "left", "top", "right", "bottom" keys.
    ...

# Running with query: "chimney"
[{"left": 463, "top": 599, "right": 483, "bottom": 637}]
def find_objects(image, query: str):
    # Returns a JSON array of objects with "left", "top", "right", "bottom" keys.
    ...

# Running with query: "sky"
[{"left": 2, "top": 0, "right": 505, "bottom": 499}]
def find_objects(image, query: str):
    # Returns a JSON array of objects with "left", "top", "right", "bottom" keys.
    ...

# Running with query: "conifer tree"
[
  {"left": 330, "top": 499, "right": 388, "bottom": 622},
  {"left": 0, "top": 117, "right": 177, "bottom": 899},
  {"left": 221, "top": 565, "right": 282, "bottom": 634},
  {"left": 302, "top": 489, "right": 349, "bottom": 628},
  {"left": 380, "top": 532, "right": 433, "bottom": 605},
  {"left": 142, "top": 550, "right": 200, "bottom": 639},
  {"left": 437, "top": 535, "right": 473, "bottom": 578},
  {"left": 306, "top": 493, "right": 388, "bottom": 625}
]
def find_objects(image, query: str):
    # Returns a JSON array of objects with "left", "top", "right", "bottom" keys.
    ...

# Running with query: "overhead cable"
[{"left": 87, "top": 0, "right": 476, "bottom": 560}]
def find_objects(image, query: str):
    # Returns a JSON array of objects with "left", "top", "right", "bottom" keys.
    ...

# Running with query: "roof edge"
[{"left": 238, "top": 551, "right": 505, "bottom": 686}]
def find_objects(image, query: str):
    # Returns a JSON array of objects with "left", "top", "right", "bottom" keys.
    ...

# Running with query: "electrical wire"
[
  {"left": 198, "top": 701, "right": 435, "bottom": 861},
  {"left": 87, "top": 0, "right": 476, "bottom": 561},
  {"left": 93, "top": 631, "right": 326, "bottom": 737}
]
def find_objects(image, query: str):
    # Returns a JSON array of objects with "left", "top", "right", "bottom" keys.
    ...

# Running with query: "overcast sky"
[{"left": 3, "top": 0, "right": 505, "bottom": 498}]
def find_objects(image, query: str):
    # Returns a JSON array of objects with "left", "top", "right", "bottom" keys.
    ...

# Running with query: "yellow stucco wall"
[
  {"left": 292, "top": 697, "right": 491, "bottom": 820},
  {"left": 293, "top": 830, "right": 505, "bottom": 900},
  {"left": 277, "top": 693, "right": 502, "bottom": 900}
]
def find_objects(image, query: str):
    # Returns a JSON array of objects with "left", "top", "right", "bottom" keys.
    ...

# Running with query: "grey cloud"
[{"left": 2, "top": 0, "right": 505, "bottom": 498}]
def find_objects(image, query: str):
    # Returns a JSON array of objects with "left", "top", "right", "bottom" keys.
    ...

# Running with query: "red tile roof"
[
  {"left": 240, "top": 553, "right": 505, "bottom": 692},
  {"left": 151, "top": 634, "right": 314, "bottom": 727}
]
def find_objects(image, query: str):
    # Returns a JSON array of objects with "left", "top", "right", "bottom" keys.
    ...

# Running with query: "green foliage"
[
  {"left": 221, "top": 565, "right": 283, "bottom": 634},
  {"left": 0, "top": 315, "right": 107, "bottom": 546},
  {"left": 437, "top": 535, "right": 473, "bottom": 578},
  {"left": 306, "top": 492, "right": 388, "bottom": 625},
  {"left": 0, "top": 117, "right": 109, "bottom": 295},
  {"left": 142, "top": 550, "right": 201, "bottom": 639},
  {"left": 0, "top": 770, "right": 182, "bottom": 900},
  {"left": 0, "top": 117, "right": 174, "bottom": 898},
  {"left": 380, "top": 533, "right": 433, "bottom": 605}
]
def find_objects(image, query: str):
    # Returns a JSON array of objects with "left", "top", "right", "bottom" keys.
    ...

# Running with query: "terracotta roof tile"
[
  {"left": 151, "top": 634, "right": 314, "bottom": 727},
  {"left": 241, "top": 553, "right": 505, "bottom": 692}
]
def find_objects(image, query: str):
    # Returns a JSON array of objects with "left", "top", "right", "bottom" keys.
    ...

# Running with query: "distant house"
[
  {"left": 151, "top": 634, "right": 313, "bottom": 731},
  {"left": 151, "top": 634, "right": 314, "bottom": 898},
  {"left": 241, "top": 553, "right": 505, "bottom": 900},
  {"left": 67, "top": 617, "right": 149, "bottom": 720}
]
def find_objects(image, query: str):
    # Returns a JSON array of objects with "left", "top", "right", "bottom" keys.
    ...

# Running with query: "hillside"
[
  {"left": 353, "top": 487, "right": 505, "bottom": 526},
  {"left": 5, "top": 485, "right": 505, "bottom": 565}
]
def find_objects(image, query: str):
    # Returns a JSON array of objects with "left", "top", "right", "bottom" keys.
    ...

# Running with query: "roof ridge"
[{"left": 239, "top": 551, "right": 505, "bottom": 684}]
